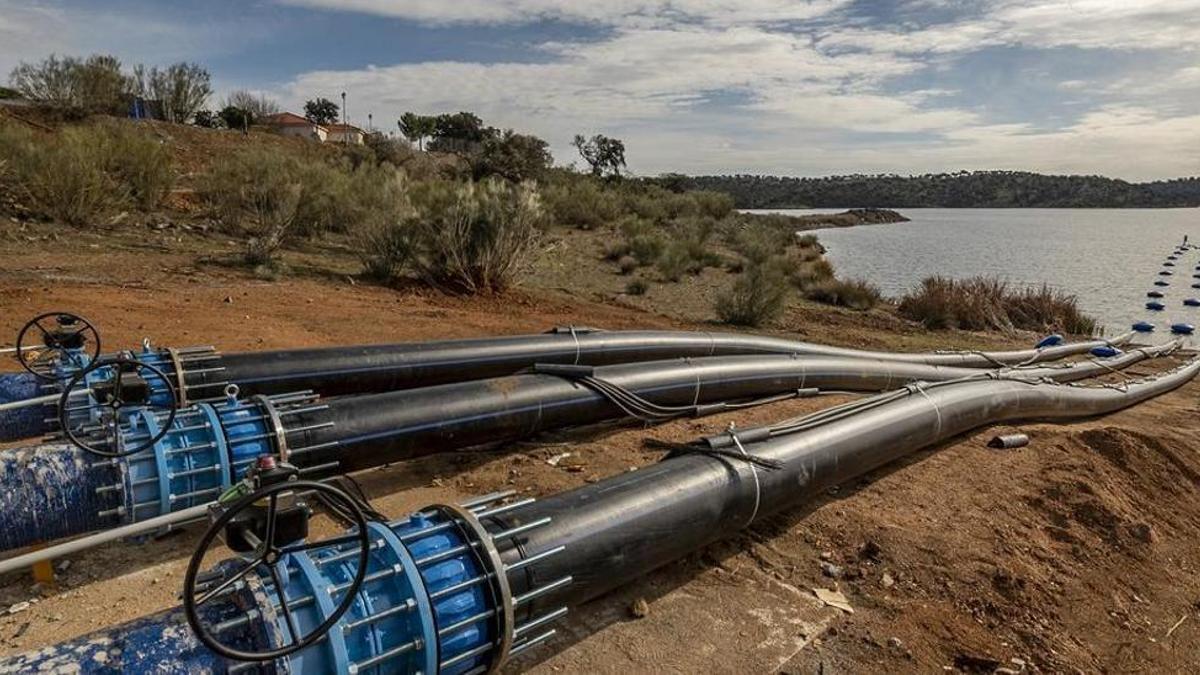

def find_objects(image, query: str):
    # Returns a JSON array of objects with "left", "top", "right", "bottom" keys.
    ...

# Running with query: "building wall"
[
  {"left": 327, "top": 130, "right": 364, "bottom": 145},
  {"left": 276, "top": 125, "right": 327, "bottom": 142}
]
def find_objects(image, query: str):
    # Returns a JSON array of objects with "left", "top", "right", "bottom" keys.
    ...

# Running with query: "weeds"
[
  {"left": 715, "top": 259, "right": 791, "bottom": 326},
  {"left": 803, "top": 278, "right": 881, "bottom": 311},
  {"left": 0, "top": 122, "right": 172, "bottom": 225},
  {"left": 898, "top": 276, "right": 1096, "bottom": 334},
  {"left": 406, "top": 178, "right": 544, "bottom": 293}
]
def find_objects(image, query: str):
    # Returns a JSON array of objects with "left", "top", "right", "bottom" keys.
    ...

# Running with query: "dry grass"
[
  {"left": 804, "top": 277, "right": 882, "bottom": 311},
  {"left": 898, "top": 275, "right": 1097, "bottom": 334}
]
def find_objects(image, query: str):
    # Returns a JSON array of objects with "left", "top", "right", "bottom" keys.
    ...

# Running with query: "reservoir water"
[{"left": 749, "top": 208, "right": 1200, "bottom": 335}]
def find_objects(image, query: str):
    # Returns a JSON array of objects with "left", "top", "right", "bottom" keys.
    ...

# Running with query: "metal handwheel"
[
  {"left": 14, "top": 312, "right": 100, "bottom": 381},
  {"left": 182, "top": 458, "right": 371, "bottom": 662},
  {"left": 58, "top": 355, "right": 178, "bottom": 457}
]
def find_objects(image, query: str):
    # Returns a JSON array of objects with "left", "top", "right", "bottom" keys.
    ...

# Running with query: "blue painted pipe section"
[
  {"left": 0, "top": 372, "right": 42, "bottom": 441},
  {"left": 0, "top": 443, "right": 122, "bottom": 552},
  {"left": 0, "top": 582, "right": 284, "bottom": 674},
  {"left": 0, "top": 397, "right": 273, "bottom": 552},
  {"left": 0, "top": 510, "right": 499, "bottom": 674}
]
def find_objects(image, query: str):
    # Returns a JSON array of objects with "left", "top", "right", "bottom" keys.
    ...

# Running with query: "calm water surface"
[{"left": 750, "top": 208, "right": 1200, "bottom": 335}]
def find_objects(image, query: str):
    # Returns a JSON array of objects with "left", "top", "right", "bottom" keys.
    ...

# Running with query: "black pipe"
[
  {"left": 484, "top": 357, "right": 1198, "bottom": 629},
  {"left": 189, "top": 329, "right": 1133, "bottom": 398},
  {"left": 284, "top": 351, "right": 1144, "bottom": 475}
]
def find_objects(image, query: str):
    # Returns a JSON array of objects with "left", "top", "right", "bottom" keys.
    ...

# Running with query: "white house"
[
  {"left": 325, "top": 122, "right": 366, "bottom": 145},
  {"left": 262, "top": 112, "right": 327, "bottom": 141}
]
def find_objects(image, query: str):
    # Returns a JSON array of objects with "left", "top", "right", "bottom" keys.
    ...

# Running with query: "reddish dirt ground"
[{"left": 0, "top": 227, "right": 1197, "bottom": 674}]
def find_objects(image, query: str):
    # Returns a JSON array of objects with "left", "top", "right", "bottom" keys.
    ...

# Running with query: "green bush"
[
  {"left": 625, "top": 279, "right": 649, "bottom": 295},
  {"left": 731, "top": 223, "right": 793, "bottom": 265},
  {"left": 656, "top": 243, "right": 692, "bottom": 282},
  {"left": 690, "top": 190, "right": 735, "bottom": 219},
  {"left": 803, "top": 278, "right": 881, "bottom": 311},
  {"left": 201, "top": 148, "right": 302, "bottom": 264},
  {"left": 543, "top": 175, "right": 621, "bottom": 229},
  {"left": 791, "top": 258, "right": 836, "bottom": 289},
  {"left": 0, "top": 123, "right": 171, "bottom": 224},
  {"left": 101, "top": 124, "right": 172, "bottom": 210},
  {"left": 715, "top": 259, "right": 791, "bottom": 327},
  {"left": 406, "top": 178, "right": 544, "bottom": 293}
]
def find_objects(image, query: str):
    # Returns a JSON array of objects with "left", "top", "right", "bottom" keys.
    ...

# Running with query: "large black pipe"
[
  {"left": 487, "top": 356, "right": 1198, "bottom": 629},
  {"left": 0, "top": 350, "right": 1157, "bottom": 558},
  {"left": 191, "top": 329, "right": 1133, "bottom": 398},
  {"left": 284, "top": 349, "right": 1150, "bottom": 475}
]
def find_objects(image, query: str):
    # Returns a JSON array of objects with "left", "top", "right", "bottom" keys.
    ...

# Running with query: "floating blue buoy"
[
  {"left": 1165, "top": 262, "right": 1176, "bottom": 267},
  {"left": 1147, "top": 291, "right": 1164, "bottom": 298},
  {"left": 1159, "top": 270, "right": 1174, "bottom": 276},
  {"left": 1090, "top": 345, "right": 1122, "bottom": 358},
  {"left": 1132, "top": 321, "right": 1155, "bottom": 333},
  {"left": 1171, "top": 323, "right": 1195, "bottom": 335},
  {"left": 1185, "top": 298, "right": 1200, "bottom": 307},
  {"left": 1155, "top": 280, "right": 1171, "bottom": 287},
  {"left": 1034, "top": 334, "right": 1064, "bottom": 348},
  {"left": 1147, "top": 301, "right": 1166, "bottom": 311}
]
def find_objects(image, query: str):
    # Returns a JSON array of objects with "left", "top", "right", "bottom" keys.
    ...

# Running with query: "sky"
[{"left": 1, "top": 0, "right": 1198, "bottom": 180}]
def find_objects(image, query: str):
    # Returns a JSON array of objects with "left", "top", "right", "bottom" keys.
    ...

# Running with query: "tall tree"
[
  {"left": 9, "top": 53, "right": 129, "bottom": 113},
  {"left": 133, "top": 62, "right": 212, "bottom": 122},
  {"left": 473, "top": 130, "right": 553, "bottom": 182},
  {"left": 573, "top": 134, "right": 627, "bottom": 178},
  {"left": 304, "top": 97, "right": 339, "bottom": 125},
  {"left": 398, "top": 112, "right": 437, "bottom": 150},
  {"left": 427, "top": 111, "right": 495, "bottom": 155}
]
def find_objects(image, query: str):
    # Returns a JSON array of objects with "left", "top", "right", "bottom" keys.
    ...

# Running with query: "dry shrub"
[
  {"left": 0, "top": 122, "right": 172, "bottom": 224},
  {"left": 804, "top": 277, "right": 881, "bottom": 311},
  {"left": 715, "top": 259, "right": 791, "bottom": 327},
  {"left": 898, "top": 276, "right": 1096, "bottom": 334},
  {"left": 791, "top": 258, "right": 835, "bottom": 289},
  {"left": 407, "top": 178, "right": 543, "bottom": 293}
]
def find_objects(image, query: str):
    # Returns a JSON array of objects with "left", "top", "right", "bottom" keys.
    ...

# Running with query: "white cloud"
[{"left": 277, "top": 0, "right": 853, "bottom": 26}]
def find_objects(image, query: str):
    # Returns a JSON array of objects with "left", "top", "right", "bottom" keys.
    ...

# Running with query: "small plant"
[
  {"left": 617, "top": 255, "right": 637, "bottom": 275},
  {"left": 715, "top": 259, "right": 791, "bottom": 327},
  {"left": 656, "top": 243, "right": 691, "bottom": 282},
  {"left": 803, "top": 278, "right": 881, "bottom": 311},
  {"left": 791, "top": 258, "right": 836, "bottom": 289},
  {"left": 625, "top": 279, "right": 649, "bottom": 295}
]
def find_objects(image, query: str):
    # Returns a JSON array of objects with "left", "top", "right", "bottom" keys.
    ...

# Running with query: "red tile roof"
[{"left": 263, "top": 112, "right": 325, "bottom": 129}]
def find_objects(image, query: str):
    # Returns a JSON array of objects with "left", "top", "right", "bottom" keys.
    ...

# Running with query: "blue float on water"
[
  {"left": 1155, "top": 280, "right": 1171, "bottom": 287},
  {"left": 1171, "top": 323, "right": 1195, "bottom": 335},
  {"left": 1164, "top": 262, "right": 1176, "bottom": 267},
  {"left": 1035, "top": 334, "right": 1064, "bottom": 348},
  {"left": 1147, "top": 291, "right": 1165, "bottom": 298},
  {"left": 1090, "top": 345, "right": 1122, "bottom": 358},
  {"left": 1147, "top": 301, "right": 1166, "bottom": 311},
  {"left": 1185, "top": 299, "right": 1200, "bottom": 307},
  {"left": 1159, "top": 270, "right": 1174, "bottom": 276},
  {"left": 1132, "top": 321, "right": 1155, "bottom": 333}
]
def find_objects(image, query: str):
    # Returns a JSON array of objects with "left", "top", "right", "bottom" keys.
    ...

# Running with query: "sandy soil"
[{"left": 0, "top": 224, "right": 1197, "bottom": 674}]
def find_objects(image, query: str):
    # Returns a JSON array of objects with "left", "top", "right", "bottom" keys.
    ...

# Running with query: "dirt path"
[{"left": 1, "top": 229, "right": 1196, "bottom": 673}]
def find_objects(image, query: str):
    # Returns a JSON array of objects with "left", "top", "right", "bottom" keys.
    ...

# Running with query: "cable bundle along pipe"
[
  {"left": 0, "top": 323, "right": 1133, "bottom": 442},
  {"left": 2, "top": 351, "right": 1192, "bottom": 674},
  {"left": 0, "top": 342, "right": 1168, "bottom": 563}
]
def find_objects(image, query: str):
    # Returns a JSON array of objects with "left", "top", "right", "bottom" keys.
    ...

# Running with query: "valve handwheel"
[
  {"left": 58, "top": 356, "right": 178, "bottom": 457},
  {"left": 15, "top": 312, "right": 101, "bottom": 381},
  {"left": 183, "top": 478, "right": 371, "bottom": 662}
]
